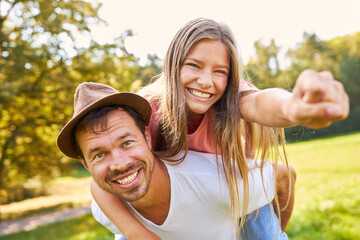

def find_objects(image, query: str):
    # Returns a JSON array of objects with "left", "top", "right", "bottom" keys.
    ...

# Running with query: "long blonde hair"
[{"left": 139, "top": 17, "right": 288, "bottom": 236}]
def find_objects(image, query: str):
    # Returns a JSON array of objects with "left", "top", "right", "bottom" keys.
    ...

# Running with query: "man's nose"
[
  {"left": 109, "top": 150, "right": 131, "bottom": 171},
  {"left": 197, "top": 71, "right": 214, "bottom": 89}
]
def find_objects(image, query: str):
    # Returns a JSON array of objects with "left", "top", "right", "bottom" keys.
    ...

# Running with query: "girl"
[{"left": 91, "top": 18, "right": 349, "bottom": 239}]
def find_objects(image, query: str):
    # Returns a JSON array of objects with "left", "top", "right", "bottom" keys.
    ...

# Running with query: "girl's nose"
[{"left": 197, "top": 71, "right": 214, "bottom": 89}]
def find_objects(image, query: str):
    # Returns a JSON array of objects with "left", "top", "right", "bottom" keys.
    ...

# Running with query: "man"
[{"left": 57, "top": 82, "right": 287, "bottom": 239}]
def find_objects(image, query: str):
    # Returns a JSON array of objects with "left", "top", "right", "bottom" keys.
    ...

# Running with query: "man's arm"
[{"left": 273, "top": 163, "right": 296, "bottom": 231}]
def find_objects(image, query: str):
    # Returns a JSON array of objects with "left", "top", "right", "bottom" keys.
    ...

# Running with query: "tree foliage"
[
  {"left": 246, "top": 39, "right": 281, "bottom": 88},
  {"left": 0, "top": 0, "right": 159, "bottom": 204},
  {"left": 245, "top": 32, "right": 360, "bottom": 141}
]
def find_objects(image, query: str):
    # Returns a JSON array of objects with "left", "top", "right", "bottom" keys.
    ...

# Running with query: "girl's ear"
[{"left": 144, "top": 126, "right": 152, "bottom": 150}]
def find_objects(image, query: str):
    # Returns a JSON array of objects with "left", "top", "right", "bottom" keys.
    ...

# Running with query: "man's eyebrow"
[
  {"left": 87, "top": 147, "right": 102, "bottom": 159},
  {"left": 116, "top": 132, "right": 131, "bottom": 142}
]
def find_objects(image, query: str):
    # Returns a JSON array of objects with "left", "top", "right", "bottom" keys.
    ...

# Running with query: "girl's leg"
[
  {"left": 241, "top": 204, "right": 288, "bottom": 240},
  {"left": 115, "top": 234, "right": 127, "bottom": 240}
]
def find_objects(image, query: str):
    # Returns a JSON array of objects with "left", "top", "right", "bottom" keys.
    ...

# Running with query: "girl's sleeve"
[
  {"left": 240, "top": 80, "right": 258, "bottom": 91},
  {"left": 148, "top": 100, "right": 160, "bottom": 149}
]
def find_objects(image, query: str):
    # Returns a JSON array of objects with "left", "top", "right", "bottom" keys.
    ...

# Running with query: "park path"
[{"left": 0, "top": 205, "right": 91, "bottom": 236}]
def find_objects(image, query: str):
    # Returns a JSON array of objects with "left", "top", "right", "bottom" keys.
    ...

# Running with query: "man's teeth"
[
  {"left": 116, "top": 171, "right": 138, "bottom": 185},
  {"left": 189, "top": 89, "right": 211, "bottom": 99}
]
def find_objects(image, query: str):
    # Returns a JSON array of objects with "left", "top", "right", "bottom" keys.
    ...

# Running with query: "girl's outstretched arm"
[
  {"left": 90, "top": 178, "right": 161, "bottom": 240},
  {"left": 241, "top": 70, "right": 349, "bottom": 129}
]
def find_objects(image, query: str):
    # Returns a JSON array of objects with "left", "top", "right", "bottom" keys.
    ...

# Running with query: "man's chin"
[{"left": 113, "top": 185, "right": 149, "bottom": 202}]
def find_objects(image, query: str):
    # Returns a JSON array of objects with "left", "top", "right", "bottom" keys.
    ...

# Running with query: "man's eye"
[
  {"left": 123, "top": 140, "right": 133, "bottom": 147},
  {"left": 94, "top": 153, "right": 104, "bottom": 160}
]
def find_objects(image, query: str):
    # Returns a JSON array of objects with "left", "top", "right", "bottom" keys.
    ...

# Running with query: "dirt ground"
[{"left": 0, "top": 177, "right": 93, "bottom": 235}]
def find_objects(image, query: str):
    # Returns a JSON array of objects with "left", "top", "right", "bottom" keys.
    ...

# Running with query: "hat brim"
[{"left": 57, "top": 92, "right": 151, "bottom": 159}]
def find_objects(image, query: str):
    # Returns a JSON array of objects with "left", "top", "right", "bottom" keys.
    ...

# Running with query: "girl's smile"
[{"left": 187, "top": 88, "right": 213, "bottom": 100}]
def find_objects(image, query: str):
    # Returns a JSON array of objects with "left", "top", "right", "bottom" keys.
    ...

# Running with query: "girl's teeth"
[
  {"left": 116, "top": 171, "right": 138, "bottom": 185},
  {"left": 190, "top": 89, "right": 211, "bottom": 98}
]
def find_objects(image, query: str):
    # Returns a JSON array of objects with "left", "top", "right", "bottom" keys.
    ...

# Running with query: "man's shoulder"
[
  {"left": 165, "top": 151, "right": 220, "bottom": 175},
  {"left": 165, "top": 151, "right": 229, "bottom": 201}
]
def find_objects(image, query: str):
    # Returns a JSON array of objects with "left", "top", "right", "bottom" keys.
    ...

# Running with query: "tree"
[
  {"left": 137, "top": 53, "right": 163, "bottom": 85},
  {"left": 246, "top": 39, "right": 282, "bottom": 89},
  {"left": 283, "top": 32, "right": 360, "bottom": 140},
  {"left": 0, "top": 0, "right": 144, "bottom": 204}
]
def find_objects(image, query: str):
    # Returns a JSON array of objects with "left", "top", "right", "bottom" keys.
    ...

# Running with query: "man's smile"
[{"left": 116, "top": 170, "right": 139, "bottom": 185}]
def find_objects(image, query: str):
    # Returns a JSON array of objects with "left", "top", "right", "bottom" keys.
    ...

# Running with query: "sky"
[{"left": 88, "top": 0, "right": 360, "bottom": 66}]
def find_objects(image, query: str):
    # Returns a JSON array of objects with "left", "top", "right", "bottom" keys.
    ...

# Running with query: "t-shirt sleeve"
[
  {"left": 91, "top": 199, "right": 122, "bottom": 235},
  {"left": 245, "top": 160, "right": 276, "bottom": 214},
  {"left": 240, "top": 80, "right": 258, "bottom": 91}
]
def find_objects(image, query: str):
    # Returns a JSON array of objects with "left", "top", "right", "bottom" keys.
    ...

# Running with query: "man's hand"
[
  {"left": 285, "top": 70, "right": 349, "bottom": 129},
  {"left": 273, "top": 162, "right": 296, "bottom": 231}
]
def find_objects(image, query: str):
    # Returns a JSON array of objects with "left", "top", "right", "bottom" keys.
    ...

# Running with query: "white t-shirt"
[{"left": 92, "top": 151, "right": 276, "bottom": 240}]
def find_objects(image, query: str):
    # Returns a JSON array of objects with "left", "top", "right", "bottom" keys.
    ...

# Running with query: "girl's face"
[{"left": 180, "top": 39, "right": 229, "bottom": 117}]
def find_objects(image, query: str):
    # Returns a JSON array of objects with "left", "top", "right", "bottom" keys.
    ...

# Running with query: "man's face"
[{"left": 77, "top": 109, "right": 154, "bottom": 202}]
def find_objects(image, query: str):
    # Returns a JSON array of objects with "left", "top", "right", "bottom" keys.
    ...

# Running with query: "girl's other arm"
[
  {"left": 240, "top": 70, "right": 349, "bottom": 129},
  {"left": 90, "top": 178, "right": 161, "bottom": 240}
]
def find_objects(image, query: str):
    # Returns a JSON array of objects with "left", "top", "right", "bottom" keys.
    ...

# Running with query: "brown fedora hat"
[{"left": 57, "top": 82, "right": 151, "bottom": 159}]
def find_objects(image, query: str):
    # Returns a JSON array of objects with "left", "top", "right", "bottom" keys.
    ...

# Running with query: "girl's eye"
[
  {"left": 187, "top": 63, "right": 199, "bottom": 68},
  {"left": 215, "top": 70, "right": 228, "bottom": 75}
]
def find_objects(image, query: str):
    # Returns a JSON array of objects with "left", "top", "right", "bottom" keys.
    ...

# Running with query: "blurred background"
[{"left": 0, "top": 0, "right": 359, "bottom": 239}]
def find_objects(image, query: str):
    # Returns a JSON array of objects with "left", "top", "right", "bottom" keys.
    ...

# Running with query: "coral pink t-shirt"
[
  {"left": 148, "top": 105, "right": 216, "bottom": 153},
  {"left": 186, "top": 108, "right": 217, "bottom": 153},
  {"left": 147, "top": 80, "right": 253, "bottom": 153}
]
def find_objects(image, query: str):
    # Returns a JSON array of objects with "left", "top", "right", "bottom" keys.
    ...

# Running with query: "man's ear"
[
  {"left": 79, "top": 158, "right": 89, "bottom": 170},
  {"left": 144, "top": 126, "right": 152, "bottom": 150}
]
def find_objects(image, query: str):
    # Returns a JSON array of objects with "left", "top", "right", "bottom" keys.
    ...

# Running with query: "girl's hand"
[
  {"left": 286, "top": 69, "right": 349, "bottom": 129},
  {"left": 127, "top": 230, "right": 162, "bottom": 240}
]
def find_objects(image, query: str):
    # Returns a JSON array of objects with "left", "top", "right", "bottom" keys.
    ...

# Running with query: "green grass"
[
  {"left": 286, "top": 132, "right": 360, "bottom": 239},
  {"left": 2, "top": 132, "right": 359, "bottom": 239}
]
